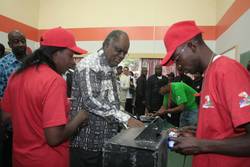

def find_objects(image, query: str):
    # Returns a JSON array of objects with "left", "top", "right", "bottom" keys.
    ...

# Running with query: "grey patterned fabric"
[{"left": 70, "top": 50, "right": 130, "bottom": 151}]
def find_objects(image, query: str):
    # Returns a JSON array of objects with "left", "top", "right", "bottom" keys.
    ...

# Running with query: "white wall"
[
  {"left": 76, "top": 40, "right": 215, "bottom": 57},
  {"left": 216, "top": 9, "right": 250, "bottom": 59}
]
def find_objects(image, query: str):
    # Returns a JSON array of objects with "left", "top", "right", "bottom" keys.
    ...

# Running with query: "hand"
[
  {"left": 171, "top": 136, "right": 202, "bottom": 155},
  {"left": 77, "top": 111, "right": 89, "bottom": 126},
  {"left": 146, "top": 112, "right": 154, "bottom": 117},
  {"left": 153, "top": 112, "right": 162, "bottom": 117},
  {"left": 158, "top": 106, "right": 166, "bottom": 113},
  {"left": 153, "top": 109, "right": 165, "bottom": 117},
  {"left": 127, "top": 117, "right": 144, "bottom": 127},
  {"left": 178, "top": 126, "right": 197, "bottom": 137},
  {"left": 166, "top": 127, "right": 179, "bottom": 134}
]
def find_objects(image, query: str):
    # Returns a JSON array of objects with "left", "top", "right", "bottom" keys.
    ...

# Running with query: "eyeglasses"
[
  {"left": 171, "top": 44, "right": 188, "bottom": 63},
  {"left": 10, "top": 39, "right": 26, "bottom": 45}
]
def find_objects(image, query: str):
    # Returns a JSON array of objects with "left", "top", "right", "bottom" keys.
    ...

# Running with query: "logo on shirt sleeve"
[
  {"left": 202, "top": 95, "right": 214, "bottom": 109},
  {"left": 239, "top": 91, "right": 250, "bottom": 108}
]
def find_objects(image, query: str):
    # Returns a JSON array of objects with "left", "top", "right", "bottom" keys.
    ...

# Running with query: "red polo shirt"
[
  {"left": 193, "top": 56, "right": 250, "bottom": 167},
  {"left": 2, "top": 64, "right": 69, "bottom": 167}
]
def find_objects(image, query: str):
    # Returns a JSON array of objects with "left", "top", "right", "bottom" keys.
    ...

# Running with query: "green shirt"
[{"left": 163, "top": 82, "right": 198, "bottom": 110}]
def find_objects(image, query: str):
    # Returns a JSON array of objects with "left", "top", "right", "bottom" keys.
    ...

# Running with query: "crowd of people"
[{"left": 0, "top": 20, "right": 250, "bottom": 167}]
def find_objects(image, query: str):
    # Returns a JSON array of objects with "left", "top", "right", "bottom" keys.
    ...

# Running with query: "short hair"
[
  {"left": 117, "top": 66, "right": 123, "bottom": 70},
  {"left": 192, "top": 33, "right": 205, "bottom": 45},
  {"left": 0, "top": 43, "right": 5, "bottom": 56},
  {"left": 168, "top": 72, "right": 175, "bottom": 77},
  {"left": 123, "top": 66, "right": 129, "bottom": 70},
  {"left": 102, "top": 30, "right": 128, "bottom": 48}
]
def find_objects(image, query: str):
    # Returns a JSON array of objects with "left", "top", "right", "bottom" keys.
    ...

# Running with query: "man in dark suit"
[
  {"left": 135, "top": 67, "right": 148, "bottom": 116},
  {"left": 246, "top": 60, "right": 250, "bottom": 73},
  {"left": 145, "top": 64, "right": 168, "bottom": 114}
]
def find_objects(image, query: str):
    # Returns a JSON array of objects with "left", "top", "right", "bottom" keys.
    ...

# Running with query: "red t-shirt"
[
  {"left": 2, "top": 64, "right": 69, "bottom": 167},
  {"left": 193, "top": 56, "right": 250, "bottom": 167}
]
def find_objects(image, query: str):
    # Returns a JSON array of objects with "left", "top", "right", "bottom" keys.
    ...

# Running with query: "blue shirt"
[{"left": 0, "top": 53, "right": 22, "bottom": 97}]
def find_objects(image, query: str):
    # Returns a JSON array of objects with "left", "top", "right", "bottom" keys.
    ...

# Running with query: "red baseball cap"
[
  {"left": 40, "top": 27, "right": 87, "bottom": 55},
  {"left": 161, "top": 21, "right": 202, "bottom": 66}
]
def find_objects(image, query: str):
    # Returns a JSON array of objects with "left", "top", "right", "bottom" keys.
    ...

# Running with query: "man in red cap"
[
  {"left": 1, "top": 27, "right": 89, "bottom": 167},
  {"left": 162, "top": 21, "right": 250, "bottom": 167}
]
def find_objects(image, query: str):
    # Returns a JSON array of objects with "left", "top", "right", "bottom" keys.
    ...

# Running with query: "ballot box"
[{"left": 103, "top": 118, "right": 168, "bottom": 167}]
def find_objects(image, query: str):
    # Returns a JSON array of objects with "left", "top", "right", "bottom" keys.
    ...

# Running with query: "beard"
[
  {"left": 182, "top": 59, "right": 203, "bottom": 74},
  {"left": 13, "top": 46, "right": 26, "bottom": 58}
]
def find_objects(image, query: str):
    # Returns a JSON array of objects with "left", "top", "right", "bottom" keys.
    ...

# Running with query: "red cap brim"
[
  {"left": 161, "top": 50, "right": 174, "bottom": 66},
  {"left": 69, "top": 46, "right": 88, "bottom": 55}
]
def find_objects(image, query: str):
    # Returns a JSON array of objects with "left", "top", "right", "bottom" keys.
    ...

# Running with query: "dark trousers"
[
  {"left": 125, "top": 98, "right": 133, "bottom": 114},
  {"left": 70, "top": 148, "right": 102, "bottom": 167},
  {"left": 2, "top": 130, "right": 12, "bottom": 167},
  {"left": 134, "top": 101, "right": 145, "bottom": 116},
  {"left": 0, "top": 124, "right": 2, "bottom": 167}
]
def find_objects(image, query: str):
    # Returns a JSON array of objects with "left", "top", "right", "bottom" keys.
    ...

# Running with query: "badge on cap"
[{"left": 239, "top": 91, "right": 250, "bottom": 108}]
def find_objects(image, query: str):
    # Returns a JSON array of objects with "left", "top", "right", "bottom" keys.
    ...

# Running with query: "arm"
[
  {"left": 0, "top": 65, "right": 7, "bottom": 97},
  {"left": 172, "top": 123, "right": 250, "bottom": 156},
  {"left": 164, "top": 84, "right": 187, "bottom": 113},
  {"left": 45, "top": 111, "right": 88, "bottom": 147},
  {"left": 201, "top": 123, "right": 250, "bottom": 156},
  {"left": 132, "top": 77, "right": 136, "bottom": 88},
  {"left": 42, "top": 77, "right": 89, "bottom": 147},
  {"left": 1, "top": 83, "right": 11, "bottom": 124},
  {"left": 166, "top": 104, "right": 184, "bottom": 113},
  {"left": 2, "top": 111, "right": 11, "bottom": 124},
  {"left": 155, "top": 104, "right": 184, "bottom": 116},
  {"left": 136, "top": 78, "right": 143, "bottom": 98},
  {"left": 136, "top": 77, "right": 144, "bottom": 98},
  {"left": 145, "top": 77, "right": 152, "bottom": 111},
  {"left": 77, "top": 68, "right": 130, "bottom": 123}
]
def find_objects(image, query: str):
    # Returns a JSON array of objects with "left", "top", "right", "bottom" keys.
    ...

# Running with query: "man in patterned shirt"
[
  {"left": 0, "top": 30, "right": 27, "bottom": 167},
  {"left": 70, "top": 30, "right": 144, "bottom": 167}
]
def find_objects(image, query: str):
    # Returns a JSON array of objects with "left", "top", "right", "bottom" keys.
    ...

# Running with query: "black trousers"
[
  {"left": 2, "top": 127, "right": 12, "bottom": 167},
  {"left": 70, "top": 148, "right": 102, "bottom": 167},
  {"left": 0, "top": 109, "right": 12, "bottom": 167},
  {"left": 0, "top": 124, "right": 2, "bottom": 167},
  {"left": 125, "top": 98, "right": 133, "bottom": 114},
  {"left": 134, "top": 101, "right": 145, "bottom": 116}
]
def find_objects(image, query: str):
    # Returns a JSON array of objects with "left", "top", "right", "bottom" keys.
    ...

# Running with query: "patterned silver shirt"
[{"left": 70, "top": 50, "right": 130, "bottom": 151}]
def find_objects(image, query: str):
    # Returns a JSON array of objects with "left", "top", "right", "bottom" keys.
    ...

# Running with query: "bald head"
[
  {"left": 103, "top": 30, "right": 130, "bottom": 67},
  {"left": 8, "top": 30, "right": 25, "bottom": 40},
  {"left": 8, "top": 30, "right": 27, "bottom": 59},
  {"left": 141, "top": 67, "right": 148, "bottom": 76},
  {"left": 159, "top": 83, "right": 171, "bottom": 95},
  {"left": 155, "top": 64, "right": 162, "bottom": 76}
]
